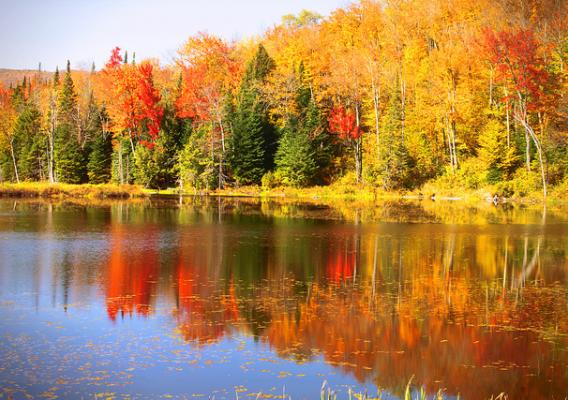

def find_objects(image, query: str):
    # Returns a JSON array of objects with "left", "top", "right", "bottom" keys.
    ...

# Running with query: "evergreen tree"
[
  {"left": 87, "top": 107, "right": 113, "bottom": 183},
  {"left": 53, "top": 66, "right": 60, "bottom": 86},
  {"left": 274, "top": 63, "right": 321, "bottom": 187},
  {"left": 55, "top": 61, "right": 86, "bottom": 183},
  {"left": 275, "top": 118, "right": 316, "bottom": 187},
  {"left": 14, "top": 104, "right": 46, "bottom": 181},
  {"left": 228, "top": 44, "right": 277, "bottom": 185}
]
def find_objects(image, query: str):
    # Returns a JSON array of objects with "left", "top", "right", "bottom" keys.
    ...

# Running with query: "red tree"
[
  {"left": 328, "top": 105, "right": 364, "bottom": 183},
  {"left": 482, "top": 28, "right": 556, "bottom": 198},
  {"left": 136, "top": 62, "right": 163, "bottom": 148}
]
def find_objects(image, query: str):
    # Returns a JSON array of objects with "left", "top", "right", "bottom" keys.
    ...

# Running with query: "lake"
[{"left": 0, "top": 197, "right": 567, "bottom": 399}]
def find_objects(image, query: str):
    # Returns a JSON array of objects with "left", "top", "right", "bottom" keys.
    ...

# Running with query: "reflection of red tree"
[
  {"left": 326, "top": 243, "right": 356, "bottom": 283},
  {"left": 106, "top": 225, "right": 158, "bottom": 321},
  {"left": 174, "top": 248, "right": 240, "bottom": 345}
]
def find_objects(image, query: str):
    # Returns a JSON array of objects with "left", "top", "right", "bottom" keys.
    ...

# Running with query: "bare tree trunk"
[
  {"left": 516, "top": 115, "right": 547, "bottom": 199},
  {"left": 355, "top": 103, "right": 362, "bottom": 183},
  {"left": 48, "top": 127, "right": 55, "bottom": 183},
  {"left": 371, "top": 76, "right": 381, "bottom": 162},
  {"left": 129, "top": 133, "right": 136, "bottom": 155},
  {"left": 525, "top": 129, "right": 531, "bottom": 171},
  {"left": 400, "top": 73, "right": 406, "bottom": 143},
  {"left": 505, "top": 97, "right": 510, "bottom": 148},
  {"left": 449, "top": 74, "right": 459, "bottom": 171},
  {"left": 218, "top": 117, "right": 226, "bottom": 153},
  {"left": 445, "top": 114, "right": 458, "bottom": 174},
  {"left": 126, "top": 154, "right": 130, "bottom": 183},
  {"left": 9, "top": 138, "right": 19, "bottom": 183},
  {"left": 118, "top": 141, "right": 124, "bottom": 185},
  {"left": 451, "top": 119, "right": 458, "bottom": 170},
  {"left": 489, "top": 67, "right": 493, "bottom": 108},
  {"left": 48, "top": 95, "right": 57, "bottom": 183}
]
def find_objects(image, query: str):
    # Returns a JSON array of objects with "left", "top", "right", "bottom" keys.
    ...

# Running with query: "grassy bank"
[
  {"left": 1, "top": 180, "right": 567, "bottom": 205},
  {"left": 0, "top": 182, "right": 145, "bottom": 199},
  {"left": 199, "top": 181, "right": 568, "bottom": 205}
]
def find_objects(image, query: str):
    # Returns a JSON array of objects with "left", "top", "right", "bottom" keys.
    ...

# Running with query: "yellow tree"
[
  {"left": 0, "top": 84, "right": 18, "bottom": 182},
  {"left": 319, "top": 6, "right": 369, "bottom": 183},
  {"left": 176, "top": 32, "right": 240, "bottom": 188}
]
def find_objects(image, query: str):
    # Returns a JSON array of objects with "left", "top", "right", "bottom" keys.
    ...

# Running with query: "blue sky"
[{"left": 0, "top": 0, "right": 348, "bottom": 71}]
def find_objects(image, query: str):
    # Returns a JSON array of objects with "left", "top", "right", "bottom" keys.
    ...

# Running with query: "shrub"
[{"left": 261, "top": 171, "right": 281, "bottom": 189}]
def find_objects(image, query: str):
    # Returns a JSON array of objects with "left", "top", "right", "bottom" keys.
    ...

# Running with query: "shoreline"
[{"left": 0, "top": 182, "right": 565, "bottom": 205}]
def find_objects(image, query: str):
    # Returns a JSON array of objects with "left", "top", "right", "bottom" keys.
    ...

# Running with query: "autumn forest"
[{"left": 0, "top": 0, "right": 567, "bottom": 199}]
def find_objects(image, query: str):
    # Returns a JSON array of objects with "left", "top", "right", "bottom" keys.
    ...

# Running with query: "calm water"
[{"left": 0, "top": 197, "right": 567, "bottom": 399}]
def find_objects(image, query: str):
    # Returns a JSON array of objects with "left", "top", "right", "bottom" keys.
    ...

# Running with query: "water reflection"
[{"left": 0, "top": 198, "right": 567, "bottom": 399}]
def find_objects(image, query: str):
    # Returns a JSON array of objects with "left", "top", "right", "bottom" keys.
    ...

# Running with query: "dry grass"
[{"left": 0, "top": 182, "right": 145, "bottom": 199}]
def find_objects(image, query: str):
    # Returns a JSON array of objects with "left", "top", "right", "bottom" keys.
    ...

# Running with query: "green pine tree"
[
  {"left": 87, "top": 108, "right": 113, "bottom": 184},
  {"left": 228, "top": 44, "right": 277, "bottom": 185},
  {"left": 53, "top": 66, "right": 60, "bottom": 86},
  {"left": 275, "top": 118, "right": 316, "bottom": 187},
  {"left": 14, "top": 104, "right": 46, "bottom": 181},
  {"left": 55, "top": 61, "right": 86, "bottom": 183},
  {"left": 273, "top": 63, "right": 323, "bottom": 187}
]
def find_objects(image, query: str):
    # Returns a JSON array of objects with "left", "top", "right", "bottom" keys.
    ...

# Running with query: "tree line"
[{"left": 0, "top": 0, "right": 566, "bottom": 198}]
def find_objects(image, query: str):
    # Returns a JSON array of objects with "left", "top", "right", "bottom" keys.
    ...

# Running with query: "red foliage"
[
  {"left": 326, "top": 246, "right": 356, "bottom": 283},
  {"left": 105, "top": 47, "right": 123, "bottom": 70},
  {"left": 0, "top": 84, "right": 10, "bottom": 104},
  {"left": 482, "top": 28, "right": 551, "bottom": 111},
  {"left": 136, "top": 62, "right": 163, "bottom": 146},
  {"left": 175, "top": 33, "right": 239, "bottom": 122},
  {"left": 328, "top": 105, "right": 362, "bottom": 141},
  {"left": 101, "top": 48, "right": 163, "bottom": 149}
]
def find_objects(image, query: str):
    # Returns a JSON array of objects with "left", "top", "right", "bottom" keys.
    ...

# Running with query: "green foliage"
[
  {"left": 246, "top": 44, "right": 275, "bottom": 83},
  {"left": 111, "top": 138, "right": 135, "bottom": 184},
  {"left": 14, "top": 104, "right": 46, "bottom": 181},
  {"left": 87, "top": 130, "right": 112, "bottom": 184},
  {"left": 305, "top": 96, "right": 335, "bottom": 185},
  {"left": 275, "top": 118, "right": 316, "bottom": 187},
  {"left": 58, "top": 61, "right": 77, "bottom": 125},
  {"left": 228, "top": 44, "right": 277, "bottom": 185},
  {"left": 134, "top": 134, "right": 179, "bottom": 189},
  {"left": 54, "top": 123, "right": 86, "bottom": 184},
  {"left": 54, "top": 63, "right": 86, "bottom": 184},
  {"left": 153, "top": 101, "right": 192, "bottom": 187},
  {"left": 86, "top": 107, "right": 112, "bottom": 184},
  {"left": 179, "top": 128, "right": 215, "bottom": 191},
  {"left": 261, "top": 171, "right": 281, "bottom": 189}
]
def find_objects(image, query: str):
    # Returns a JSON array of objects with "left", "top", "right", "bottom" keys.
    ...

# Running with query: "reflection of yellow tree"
[{"left": 164, "top": 217, "right": 568, "bottom": 399}]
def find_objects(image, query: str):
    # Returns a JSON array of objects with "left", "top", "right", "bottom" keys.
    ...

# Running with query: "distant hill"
[{"left": 0, "top": 68, "right": 54, "bottom": 87}]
